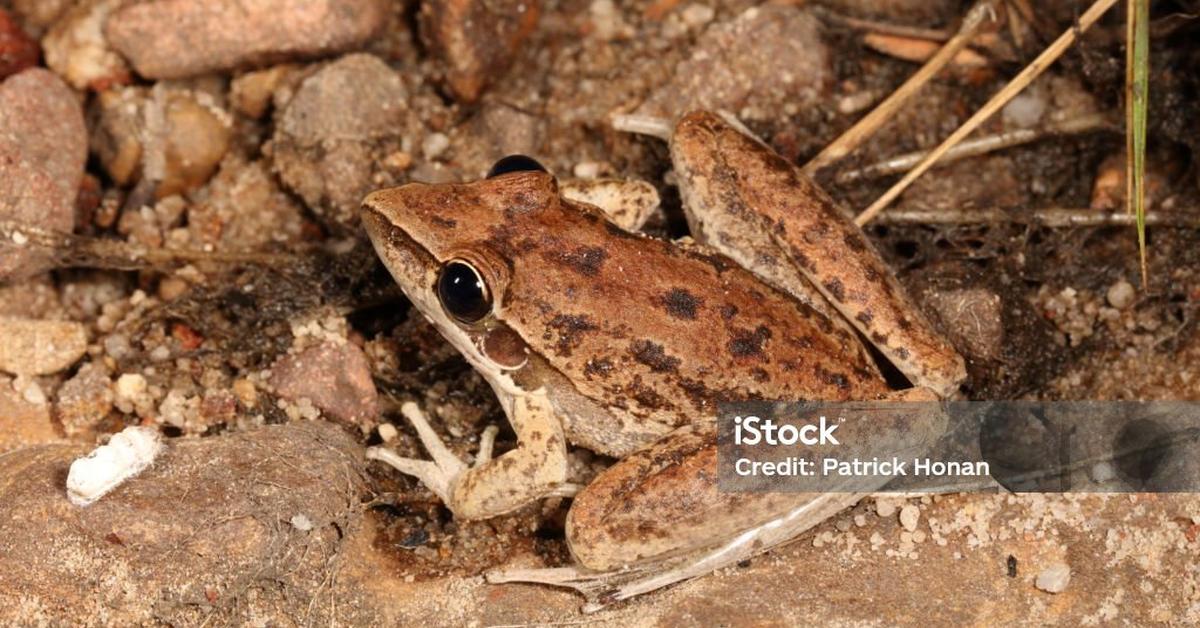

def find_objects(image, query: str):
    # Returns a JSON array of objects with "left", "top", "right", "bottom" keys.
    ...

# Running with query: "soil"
[{"left": 2, "top": 0, "right": 1200, "bottom": 625}]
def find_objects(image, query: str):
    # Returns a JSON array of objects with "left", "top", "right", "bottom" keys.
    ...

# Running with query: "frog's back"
[{"left": 497, "top": 199, "right": 887, "bottom": 428}]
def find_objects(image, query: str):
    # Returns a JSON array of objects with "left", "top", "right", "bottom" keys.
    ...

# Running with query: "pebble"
[
  {"left": 0, "top": 68, "right": 87, "bottom": 280},
  {"left": 899, "top": 504, "right": 920, "bottom": 532},
  {"left": 0, "top": 317, "right": 87, "bottom": 376},
  {"left": 422, "top": 133, "right": 451, "bottom": 160},
  {"left": 0, "top": 8, "right": 39, "bottom": 79},
  {"left": 290, "top": 514, "right": 314, "bottom": 532},
  {"left": 105, "top": 0, "right": 387, "bottom": 80},
  {"left": 41, "top": 0, "right": 130, "bottom": 90},
  {"left": 270, "top": 341, "right": 379, "bottom": 428},
  {"left": 54, "top": 362, "right": 114, "bottom": 435},
  {"left": 420, "top": 0, "right": 540, "bottom": 103},
  {"left": 271, "top": 54, "right": 413, "bottom": 232},
  {"left": 377, "top": 422, "right": 399, "bottom": 443},
  {"left": 1090, "top": 461, "right": 1116, "bottom": 483},
  {"left": 636, "top": 6, "right": 829, "bottom": 121},
  {"left": 875, "top": 496, "right": 898, "bottom": 518},
  {"left": 923, "top": 288, "right": 1004, "bottom": 360},
  {"left": 1106, "top": 279, "right": 1136, "bottom": 311},
  {"left": 1035, "top": 563, "right": 1072, "bottom": 593},
  {"left": 681, "top": 4, "right": 716, "bottom": 28},
  {"left": 0, "top": 375, "right": 56, "bottom": 452}
]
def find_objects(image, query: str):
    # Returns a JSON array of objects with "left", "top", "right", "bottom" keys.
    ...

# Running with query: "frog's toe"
[
  {"left": 365, "top": 446, "right": 458, "bottom": 505},
  {"left": 365, "top": 401, "right": 471, "bottom": 504}
]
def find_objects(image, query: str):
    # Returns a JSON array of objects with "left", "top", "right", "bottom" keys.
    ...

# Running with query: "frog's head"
[{"left": 361, "top": 155, "right": 560, "bottom": 382}]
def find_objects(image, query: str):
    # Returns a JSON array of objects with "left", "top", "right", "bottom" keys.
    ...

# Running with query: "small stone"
[
  {"left": 1035, "top": 563, "right": 1071, "bottom": 593},
  {"left": 54, "top": 362, "right": 114, "bottom": 436},
  {"left": 853, "top": 514, "right": 867, "bottom": 527},
  {"left": 0, "top": 8, "right": 40, "bottom": 79},
  {"left": 0, "top": 375, "right": 56, "bottom": 452},
  {"left": 0, "top": 318, "right": 87, "bottom": 376},
  {"left": 681, "top": 4, "right": 715, "bottom": 28},
  {"left": 0, "top": 68, "right": 87, "bottom": 280},
  {"left": 10, "top": 0, "right": 73, "bottom": 35},
  {"left": 41, "top": 0, "right": 130, "bottom": 90},
  {"left": 115, "top": 373, "right": 148, "bottom": 402},
  {"left": 1090, "top": 461, "right": 1116, "bottom": 483},
  {"left": 230, "top": 64, "right": 299, "bottom": 119},
  {"left": 155, "top": 90, "right": 233, "bottom": 198},
  {"left": 636, "top": 6, "right": 829, "bottom": 122},
  {"left": 271, "top": 54, "right": 415, "bottom": 233},
  {"left": 188, "top": 157, "right": 305, "bottom": 250},
  {"left": 105, "top": 0, "right": 387, "bottom": 80},
  {"left": 420, "top": 0, "right": 540, "bottom": 103},
  {"left": 270, "top": 341, "right": 379, "bottom": 428},
  {"left": 923, "top": 288, "right": 1005, "bottom": 360},
  {"left": 1106, "top": 279, "right": 1136, "bottom": 311},
  {"left": 232, "top": 378, "right": 258, "bottom": 408},
  {"left": 378, "top": 422, "right": 398, "bottom": 443},
  {"left": 290, "top": 514, "right": 314, "bottom": 532},
  {"left": 899, "top": 504, "right": 920, "bottom": 532},
  {"left": 875, "top": 496, "right": 898, "bottom": 518},
  {"left": 422, "top": 133, "right": 450, "bottom": 160}
]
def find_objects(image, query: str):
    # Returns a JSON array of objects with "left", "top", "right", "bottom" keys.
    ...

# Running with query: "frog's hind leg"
[
  {"left": 486, "top": 421, "right": 862, "bottom": 611},
  {"left": 669, "top": 110, "right": 967, "bottom": 397}
]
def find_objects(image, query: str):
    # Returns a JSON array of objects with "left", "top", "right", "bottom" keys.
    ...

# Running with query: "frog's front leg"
[{"left": 367, "top": 389, "right": 569, "bottom": 519}]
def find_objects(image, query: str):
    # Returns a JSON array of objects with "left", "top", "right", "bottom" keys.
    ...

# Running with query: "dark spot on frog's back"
[
  {"left": 547, "top": 314, "right": 598, "bottom": 356},
  {"left": 430, "top": 216, "right": 456, "bottom": 228},
  {"left": 584, "top": 358, "right": 614, "bottom": 379},
  {"left": 815, "top": 366, "right": 851, "bottom": 390},
  {"left": 658, "top": 288, "right": 702, "bottom": 320},
  {"left": 729, "top": 325, "right": 772, "bottom": 359},
  {"left": 843, "top": 231, "right": 866, "bottom": 252},
  {"left": 629, "top": 340, "right": 681, "bottom": 373},
  {"left": 547, "top": 246, "right": 607, "bottom": 277},
  {"left": 824, "top": 278, "right": 846, "bottom": 302}
]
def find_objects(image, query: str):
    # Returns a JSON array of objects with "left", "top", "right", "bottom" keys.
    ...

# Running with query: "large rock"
[
  {"left": 105, "top": 0, "right": 387, "bottom": 80},
  {"left": 0, "top": 421, "right": 366, "bottom": 625},
  {"left": 270, "top": 340, "right": 379, "bottom": 428},
  {"left": 270, "top": 53, "right": 414, "bottom": 232},
  {"left": 0, "top": 317, "right": 88, "bottom": 376},
  {"left": 0, "top": 69, "right": 86, "bottom": 280}
]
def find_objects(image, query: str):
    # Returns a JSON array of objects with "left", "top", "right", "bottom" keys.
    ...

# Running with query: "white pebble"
[
  {"left": 66, "top": 426, "right": 164, "bottom": 507},
  {"left": 1090, "top": 461, "right": 1116, "bottom": 483},
  {"left": 1035, "top": 563, "right": 1071, "bottom": 593},
  {"left": 421, "top": 133, "right": 450, "bottom": 160},
  {"left": 291, "top": 513, "right": 314, "bottom": 532},
  {"left": 875, "top": 496, "right": 897, "bottom": 518},
  {"left": 378, "top": 422, "right": 398, "bottom": 443},
  {"left": 1106, "top": 279, "right": 1135, "bottom": 310},
  {"left": 681, "top": 4, "right": 715, "bottom": 28},
  {"left": 899, "top": 504, "right": 920, "bottom": 532}
]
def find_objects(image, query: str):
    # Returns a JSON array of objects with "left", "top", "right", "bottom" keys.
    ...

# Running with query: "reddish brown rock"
[
  {"left": 420, "top": 0, "right": 540, "bottom": 103},
  {"left": 54, "top": 362, "right": 114, "bottom": 436},
  {"left": 105, "top": 0, "right": 387, "bottom": 80},
  {"left": 0, "top": 375, "right": 57, "bottom": 453},
  {"left": 0, "top": 8, "right": 39, "bottom": 79},
  {"left": 0, "top": 68, "right": 87, "bottom": 280},
  {"left": 271, "top": 341, "right": 379, "bottom": 428}
]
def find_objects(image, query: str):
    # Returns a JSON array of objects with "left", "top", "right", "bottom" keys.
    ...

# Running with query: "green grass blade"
[{"left": 1128, "top": 0, "right": 1150, "bottom": 286}]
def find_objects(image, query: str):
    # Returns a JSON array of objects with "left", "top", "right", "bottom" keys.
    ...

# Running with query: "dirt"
[{"left": 2, "top": 0, "right": 1200, "bottom": 625}]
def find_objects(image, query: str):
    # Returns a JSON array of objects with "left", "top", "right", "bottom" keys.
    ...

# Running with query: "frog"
[{"left": 360, "top": 110, "right": 966, "bottom": 608}]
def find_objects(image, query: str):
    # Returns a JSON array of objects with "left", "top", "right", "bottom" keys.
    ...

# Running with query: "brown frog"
[{"left": 361, "top": 110, "right": 965, "bottom": 607}]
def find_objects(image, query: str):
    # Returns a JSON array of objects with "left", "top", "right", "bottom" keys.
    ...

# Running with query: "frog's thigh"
[
  {"left": 671, "top": 111, "right": 966, "bottom": 396},
  {"left": 451, "top": 390, "right": 569, "bottom": 519},
  {"left": 565, "top": 422, "right": 811, "bottom": 571}
]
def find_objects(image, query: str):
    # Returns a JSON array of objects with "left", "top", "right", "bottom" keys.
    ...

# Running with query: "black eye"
[
  {"left": 487, "top": 155, "right": 546, "bottom": 178},
  {"left": 437, "top": 260, "right": 492, "bottom": 323}
]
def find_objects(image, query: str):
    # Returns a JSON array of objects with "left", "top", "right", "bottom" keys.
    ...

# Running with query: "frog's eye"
[
  {"left": 486, "top": 155, "right": 546, "bottom": 178},
  {"left": 437, "top": 260, "right": 492, "bottom": 323}
]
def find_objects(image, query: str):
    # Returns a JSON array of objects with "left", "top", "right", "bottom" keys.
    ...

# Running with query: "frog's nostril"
[{"left": 487, "top": 154, "right": 547, "bottom": 178}]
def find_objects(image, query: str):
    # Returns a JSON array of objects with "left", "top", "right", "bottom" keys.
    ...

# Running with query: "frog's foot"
[
  {"left": 365, "top": 401, "right": 469, "bottom": 505},
  {"left": 488, "top": 491, "right": 865, "bottom": 613}
]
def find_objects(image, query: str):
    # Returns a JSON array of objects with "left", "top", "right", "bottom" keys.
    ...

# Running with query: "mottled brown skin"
[
  {"left": 361, "top": 111, "right": 963, "bottom": 574},
  {"left": 364, "top": 172, "right": 887, "bottom": 445},
  {"left": 671, "top": 111, "right": 965, "bottom": 397}
]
